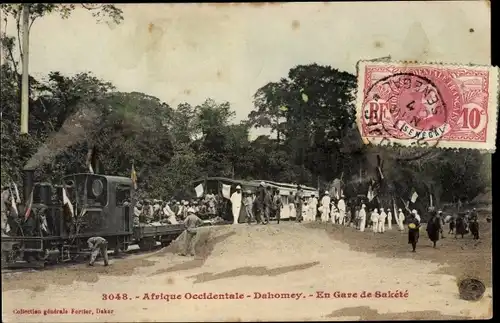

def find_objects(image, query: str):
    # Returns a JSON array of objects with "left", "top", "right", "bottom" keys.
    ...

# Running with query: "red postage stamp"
[{"left": 356, "top": 61, "right": 499, "bottom": 151}]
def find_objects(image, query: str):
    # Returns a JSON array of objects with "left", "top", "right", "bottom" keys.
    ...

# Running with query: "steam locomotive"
[{"left": 1, "top": 170, "right": 185, "bottom": 268}]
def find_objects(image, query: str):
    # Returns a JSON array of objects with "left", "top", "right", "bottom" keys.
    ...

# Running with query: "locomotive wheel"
[
  {"left": 161, "top": 236, "right": 175, "bottom": 247},
  {"left": 138, "top": 238, "right": 155, "bottom": 251}
]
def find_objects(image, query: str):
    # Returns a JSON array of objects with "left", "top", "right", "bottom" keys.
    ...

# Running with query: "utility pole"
[{"left": 20, "top": 4, "right": 30, "bottom": 134}]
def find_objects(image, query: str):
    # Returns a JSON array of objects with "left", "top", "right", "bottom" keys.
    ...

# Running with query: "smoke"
[{"left": 24, "top": 104, "right": 101, "bottom": 170}]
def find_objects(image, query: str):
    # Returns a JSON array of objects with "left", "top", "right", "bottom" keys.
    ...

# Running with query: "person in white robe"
[
  {"left": 371, "top": 208, "right": 379, "bottom": 232},
  {"left": 302, "top": 201, "right": 309, "bottom": 221},
  {"left": 309, "top": 194, "right": 318, "bottom": 222},
  {"left": 302, "top": 198, "right": 310, "bottom": 222},
  {"left": 177, "top": 201, "right": 185, "bottom": 217},
  {"left": 163, "top": 201, "right": 178, "bottom": 224},
  {"left": 289, "top": 200, "right": 296, "bottom": 220},
  {"left": 133, "top": 202, "right": 142, "bottom": 225},
  {"left": 230, "top": 185, "right": 242, "bottom": 225},
  {"left": 337, "top": 196, "right": 346, "bottom": 225},
  {"left": 397, "top": 208, "right": 405, "bottom": 231},
  {"left": 386, "top": 208, "right": 392, "bottom": 230},
  {"left": 320, "top": 191, "right": 331, "bottom": 222},
  {"left": 359, "top": 204, "right": 367, "bottom": 232},
  {"left": 378, "top": 208, "right": 387, "bottom": 233}
]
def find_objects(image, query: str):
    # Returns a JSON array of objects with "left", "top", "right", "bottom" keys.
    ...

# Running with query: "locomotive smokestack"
[{"left": 23, "top": 169, "right": 34, "bottom": 202}]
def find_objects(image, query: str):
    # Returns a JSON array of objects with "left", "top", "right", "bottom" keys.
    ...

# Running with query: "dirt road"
[{"left": 1, "top": 219, "right": 492, "bottom": 322}]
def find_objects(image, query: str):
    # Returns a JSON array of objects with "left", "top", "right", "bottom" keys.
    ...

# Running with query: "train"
[{"left": 1, "top": 170, "right": 185, "bottom": 268}]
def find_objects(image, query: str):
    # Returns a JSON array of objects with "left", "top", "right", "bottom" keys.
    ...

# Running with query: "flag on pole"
[
  {"left": 377, "top": 166, "right": 384, "bottom": 180},
  {"left": 393, "top": 198, "right": 399, "bottom": 227},
  {"left": 24, "top": 189, "right": 33, "bottom": 220},
  {"left": 62, "top": 186, "right": 74, "bottom": 218},
  {"left": 222, "top": 184, "right": 231, "bottom": 199},
  {"left": 86, "top": 146, "right": 94, "bottom": 174},
  {"left": 367, "top": 185, "right": 375, "bottom": 201},
  {"left": 410, "top": 188, "right": 418, "bottom": 203},
  {"left": 12, "top": 182, "right": 21, "bottom": 204},
  {"left": 376, "top": 155, "right": 384, "bottom": 180},
  {"left": 9, "top": 188, "right": 18, "bottom": 217},
  {"left": 131, "top": 163, "right": 138, "bottom": 190},
  {"left": 195, "top": 184, "right": 204, "bottom": 198}
]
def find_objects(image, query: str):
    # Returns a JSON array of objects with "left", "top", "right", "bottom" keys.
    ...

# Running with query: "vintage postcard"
[{"left": 1, "top": 2, "right": 494, "bottom": 322}]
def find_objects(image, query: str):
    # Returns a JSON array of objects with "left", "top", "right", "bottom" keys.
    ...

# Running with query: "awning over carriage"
[{"left": 191, "top": 177, "right": 318, "bottom": 197}]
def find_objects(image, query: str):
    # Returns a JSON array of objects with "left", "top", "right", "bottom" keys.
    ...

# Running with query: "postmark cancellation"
[{"left": 356, "top": 61, "right": 499, "bottom": 152}]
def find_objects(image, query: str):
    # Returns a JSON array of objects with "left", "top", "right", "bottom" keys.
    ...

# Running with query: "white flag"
[
  {"left": 222, "top": 184, "right": 231, "bottom": 199},
  {"left": 10, "top": 189, "right": 18, "bottom": 217},
  {"left": 12, "top": 182, "right": 21, "bottom": 204},
  {"left": 410, "top": 191, "right": 418, "bottom": 203},
  {"left": 62, "top": 187, "right": 74, "bottom": 217},
  {"left": 393, "top": 198, "right": 400, "bottom": 227},
  {"left": 195, "top": 184, "right": 204, "bottom": 198},
  {"left": 367, "top": 185, "right": 374, "bottom": 202}
]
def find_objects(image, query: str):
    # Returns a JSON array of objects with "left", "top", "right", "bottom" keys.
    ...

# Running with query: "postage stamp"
[
  {"left": 356, "top": 61, "right": 499, "bottom": 152},
  {"left": 0, "top": 2, "right": 494, "bottom": 323}
]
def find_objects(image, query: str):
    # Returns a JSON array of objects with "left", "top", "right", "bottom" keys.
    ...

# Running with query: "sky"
[{"left": 1, "top": 1, "right": 491, "bottom": 139}]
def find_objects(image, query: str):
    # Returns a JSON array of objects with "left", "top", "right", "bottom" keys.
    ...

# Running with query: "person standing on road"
[
  {"left": 320, "top": 191, "right": 331, "bottom": 223},
  {"left": 180, "top": 208, "right": 204, "bottom": 257},
  {"left": 426, "top": 210, "right": 442, "bottom": 248},
  {"left": 371, "top": 208, "right": 379, "bottom": 233},
  {"left": 337, "top": 195, "right": 346, "bottom": 225},
  {"left": 359, "top": 204, "right": 367, "bottom": 232},
  {"left": 253, "top": 182, "right": 266, "bottom": 224},
  {"left": 87, "top": 236, "right": 109, "bottom": 266},
  {"left": 230, "top": 185, "right": 242, "bottom": 225},
  {"left": 288, "top": 191, "right": 296, "bottom": 221},
  {"left": 273, "top": 189, "right": 282, "bottom": 224},
  {"left": 386, "top": 208, "right": 393, "bottom": 230},
  {"left": 262, "top": 186, "right": 273, "bottom": 224},
  {"left": 309, "top": 194, "right": 318, "bottom": 222},
  {"left": 436, "top": 210, "right": 445, "bottom": 238},
  {"left": 469, "top": 210, "right": 479, "bottom": 240},
  {"left": 378, "top": 208, "right": 387, "bottom": 233},
  {"left": 243, "top": 190, "right": 254, "bottom": 224},
  {"left": 407, "top": 212, "right": 421, "bottom": 252},
  {"left": 294, "top": 186, "right": 304, "bottom": 223},
  {"left": 397, "top": 208, "right": 405, "bottom": 231},
  {"left": 354, "top": 206, "right": 360, "bottom": 229}
]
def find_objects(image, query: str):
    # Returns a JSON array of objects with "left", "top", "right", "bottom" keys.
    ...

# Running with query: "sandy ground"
[{"left": 1, "top": 214, "right": 492, "bottom": 322}]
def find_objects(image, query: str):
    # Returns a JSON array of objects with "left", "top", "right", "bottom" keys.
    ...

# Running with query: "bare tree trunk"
[{"left": 20, "top": 4, "right": 30, "bottom": 134}]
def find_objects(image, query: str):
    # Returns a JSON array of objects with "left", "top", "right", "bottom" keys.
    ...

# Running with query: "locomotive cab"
[{"left": 61, "top": 174, "right": 134, "bottom": 241}]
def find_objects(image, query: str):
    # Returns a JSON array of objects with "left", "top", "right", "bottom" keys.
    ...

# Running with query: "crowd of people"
[{"left": 131, "top": 191, "right": 222, "bottom": 225}]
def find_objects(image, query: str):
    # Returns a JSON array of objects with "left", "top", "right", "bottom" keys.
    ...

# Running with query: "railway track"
[{"left": 1, "top": 241, "right": 168, "bottom": 274}]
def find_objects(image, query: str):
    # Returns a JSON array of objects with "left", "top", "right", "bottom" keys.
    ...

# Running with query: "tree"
[
  {"left": 1, "top": 4, "right": 124, "bottom": 133},
  {"left": 249, "top": 64, "right": 357, "bottom": 184},
  {"left": 0, "top": 4, "right": 123, "bottom": 75}
]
